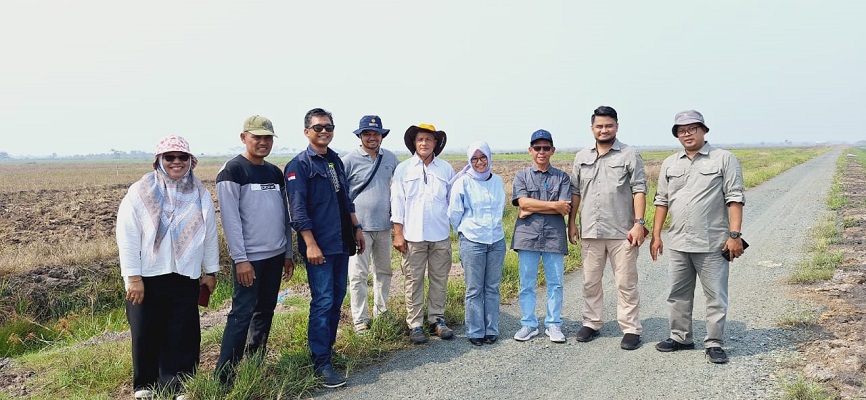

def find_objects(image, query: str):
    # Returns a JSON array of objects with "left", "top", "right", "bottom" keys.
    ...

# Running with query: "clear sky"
[{"left": 2, "top": 0, "right": 863, "bottom": 157}]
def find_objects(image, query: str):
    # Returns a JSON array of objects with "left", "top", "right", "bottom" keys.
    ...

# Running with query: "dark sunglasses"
[
  {"left": 532, "top": 145, "right": 552, "bottom": 152},
  {"left": 307, "top": 124, "right": 336, "bottom": 133},
  {"left": 163, "top": 154, "right": 190, "bottom": 162}
]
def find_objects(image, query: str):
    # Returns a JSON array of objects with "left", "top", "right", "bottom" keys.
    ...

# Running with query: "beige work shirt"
[
  {"left": 653, "top": 143, "right": 745, "bottom": 253},
  {"left": 571, "top": 140, "right": 647, "bottom": 239}
]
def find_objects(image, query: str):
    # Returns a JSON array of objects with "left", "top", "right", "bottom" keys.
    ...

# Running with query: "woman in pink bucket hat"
[{"left": 116, "top": 135, "right": 219, "bottom": 399}]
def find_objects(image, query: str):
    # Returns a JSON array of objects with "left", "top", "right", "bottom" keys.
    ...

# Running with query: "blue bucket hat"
[{"left": 352, "top": 115, "right": 390, "bottom": 137}]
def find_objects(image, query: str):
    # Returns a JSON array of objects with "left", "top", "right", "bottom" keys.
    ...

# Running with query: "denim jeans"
[
  {"left": 459, "top": 235, "right": 506, "bottom": 339},
  {"left": 216, "top": 253, "right": 284, "bottom": 382},
  {"left": 517, "top": 250, "right": 564, "bottom": 328},
  {"left": 306, "top": 252, "right": 349, "bottom": 372}
]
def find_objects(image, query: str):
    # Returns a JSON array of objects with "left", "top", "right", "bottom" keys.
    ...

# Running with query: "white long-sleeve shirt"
[
  {"left": 390, "top": 155, "right": 455, "bottom": 242},
  {"left": 116, "top": 181, "right": 220, "bottom": 287}
]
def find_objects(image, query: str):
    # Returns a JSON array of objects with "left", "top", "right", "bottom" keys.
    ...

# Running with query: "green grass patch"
[
  {"left": 788, "top": 148, "right": 847, "bottom": 284},
  {"left": 781, "top": 375, "right": 833, "bottom": 400},
  {"left": 776, "top": 305, "right": 819, "bottom": 329},
  {"left": 789, "top": 215, "right": 843, "bottom": 284}
]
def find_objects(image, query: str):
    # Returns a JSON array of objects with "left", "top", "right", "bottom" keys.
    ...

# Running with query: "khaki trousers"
[
  {"left": 348, "top": 230, "right": 393, "bottom": 326},
  {"left": 580, "top": 238, "right": 642, "bottom": 334},
  {"left": 666, "top": 249, "right": 729, "bottom": 347},
  {"left": 401, "top": 239, "right": 452, "bottom": 328}
]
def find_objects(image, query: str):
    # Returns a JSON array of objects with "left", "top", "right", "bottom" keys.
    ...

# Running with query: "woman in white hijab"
[
  {"left": 447, "top": 141, "right": 506, "bottom": 346},
  {"left": 116, "top": 135, "right": 219, "bottom": 399}
]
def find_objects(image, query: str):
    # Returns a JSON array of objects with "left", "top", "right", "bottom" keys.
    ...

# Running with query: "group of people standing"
[{"left": 116, "top": 105, "right": 746, "bottom": 397}]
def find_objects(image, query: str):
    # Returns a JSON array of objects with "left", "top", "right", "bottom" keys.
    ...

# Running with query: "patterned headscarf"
[
  {"left": 135, "top": 136, "right": 206, "bottom": 266},
  {"left": 450, "top": 141, "right": 492, "bottom": 185}
]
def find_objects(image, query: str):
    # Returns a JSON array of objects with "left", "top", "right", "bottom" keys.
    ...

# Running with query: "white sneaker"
[
  {"left": 134, "top": 390, "right": 154, "bottom": 399},
  {"left": 513, "top": 326, "right": 539, "bottom": 341},
  {"left": 546, "top": 325, "right": 566, "bottom": 343},
  {"left": 176, "top": 395, "right": 186, "bottom": 400}
]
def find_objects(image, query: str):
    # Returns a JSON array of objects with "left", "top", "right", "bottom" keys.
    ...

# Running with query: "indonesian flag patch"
[{"left": 286, "top": 172, "right": 296, "bottom": 182}]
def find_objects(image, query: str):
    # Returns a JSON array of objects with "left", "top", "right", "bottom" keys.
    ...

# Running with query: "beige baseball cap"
[{"left": 243, "top": 115, "right": 277, "bottom": 137}]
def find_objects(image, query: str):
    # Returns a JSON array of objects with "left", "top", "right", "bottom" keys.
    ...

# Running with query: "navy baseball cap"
[
  {"left": 353, "top": 115, "right": 390, "bottom": 137},
  {"left": 530, "top": 129, "right": 553, "bottom": 145}
]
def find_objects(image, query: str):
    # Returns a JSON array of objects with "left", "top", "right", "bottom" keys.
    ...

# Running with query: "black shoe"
[
  {"left": 409, "top": 326, "right": 428, "bottom": 345},
  {"left": 468, "top": 338, "right": 484, "bottom": 346},
  {"left": 575, "top": 326, "right": 600, "bottom": 342},
  {"left": 316, "top": 365, "right": 346, "bottom": 388},
  {"left": 655, "top": 338, "right": 695, "bottom": 352},
  {"left": 620, "top": 333, "right": 642, "bottom": 350},
  {"left": 483, "top": 335, "right": 498, "bottom": 345},
  {"left": 706, "top": 347, "right": 729, "bottom": 364},
  {"left": 429, "top": 318, "right": 454, "bottom": 340}
]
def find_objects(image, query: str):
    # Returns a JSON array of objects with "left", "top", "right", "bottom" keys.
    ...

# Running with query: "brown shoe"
[
  {"left": 409, "top": 327, "right": 428, "bottom": 344},
  {"left": 429, "top": 317, "right": 454, "bottom": 340}
]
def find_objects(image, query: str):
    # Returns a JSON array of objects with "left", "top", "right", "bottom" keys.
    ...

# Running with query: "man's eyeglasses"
[
  {"left": 163, "top": 154, "right": 190, "bottom": 162},
  {"left": 470, "top": 156, "right": 488, "bottom": 164},
  {"left": 676, "top": 125, "right": 700, "bottom": 137},
  {"left": 532, "top": 145, "right": 552, "bottom": 152},
  {"left": 307, "top": 124, "right": 335, "bottom": 133}
]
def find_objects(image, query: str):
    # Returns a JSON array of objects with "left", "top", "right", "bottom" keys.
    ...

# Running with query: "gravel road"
[{"left": 315, "top": 149, "right": 841, "bottom": 400}]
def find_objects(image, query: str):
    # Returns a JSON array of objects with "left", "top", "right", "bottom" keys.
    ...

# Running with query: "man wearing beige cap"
[
  {"left": 215, "top": 115, "right": 295, "bottom": 383},
  {"left": 650, "top": 110, "right": 745, "bottom": 364}
]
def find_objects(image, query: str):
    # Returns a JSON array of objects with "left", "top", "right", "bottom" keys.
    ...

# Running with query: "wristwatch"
[
  {"left": 634, "top": 218, "right": 645, "bottom": 226},
  {"left": 206, "top": 272, "right": 217, "bottom": 277},
  {"left": 729, "top": 231, "right": 741, "bottom": 239},
  {"left": 353, "top": 224, "right": 363, "bottom": 231}
]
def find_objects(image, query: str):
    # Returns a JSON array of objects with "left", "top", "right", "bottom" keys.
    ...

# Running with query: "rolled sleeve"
[
  {"left": 512, "top": 171, "right": 529, "bottom": 206},
  {"left": 723, "top": 153, "right": 746, "bottom": 205},
  {"left": 630, "top": 152, "right": 647, "bottom": 194},
  {"left": 654, "top": 162, "right": 670, "bottom": 207}
]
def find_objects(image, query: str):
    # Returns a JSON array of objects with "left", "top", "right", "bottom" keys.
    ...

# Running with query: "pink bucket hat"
[{"left": 152, "top": 135, "right": 198, "bottom": 170}]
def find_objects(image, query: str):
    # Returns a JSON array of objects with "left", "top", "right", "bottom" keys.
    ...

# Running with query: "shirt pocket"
[
  {"left": 665, "top": 167, "right": 687, "bottom": 192},
  {"left": 309, "top": 169, "right": 333, "bottom": 206},
  {"left": 429, "top": 174, "right": 450, "bottom": 205},
  {"left": 523, "top": 180, "right": 543, "bottom": 201},
  {"left": 605, "top": 161, "right": 629, "bottom": 186},
  {"left": 697, "top": 165, "right": 723, "bottom": 187}
]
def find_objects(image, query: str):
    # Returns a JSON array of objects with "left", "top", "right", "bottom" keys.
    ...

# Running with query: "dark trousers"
[
  {"left": 215, "top": 253, "right": 284, "bottom": 382},
  {"left": 126, "top": 273, "right": 200, "bottom": 392},
  {"left": 306, "top": 252, "right": 349, "bottom": 371}
]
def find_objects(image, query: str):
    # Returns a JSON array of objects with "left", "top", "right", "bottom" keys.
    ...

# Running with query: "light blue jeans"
[
  {"left": 459, "top": 235, "right": 506, "bottom": 339},
  {"left": 518, "top": 251, "right": 564, "bottom": 328}
]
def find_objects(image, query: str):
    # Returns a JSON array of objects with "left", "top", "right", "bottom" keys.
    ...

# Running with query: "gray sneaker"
[
  {"left": 513, "top": 326, "right": 539, "bottom": 341},
  {"left": 545, "top": 325, "right": 566, "bottom": 343}
]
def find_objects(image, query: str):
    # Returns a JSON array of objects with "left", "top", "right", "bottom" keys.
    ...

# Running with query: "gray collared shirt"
[
  {"left": 654, "top": 143, "right": 745, "bottom": 253},
  {"left": 511, "top": 165, "right": 571, "bottom": 254},
  {"left": 571, "top": 139, "right": 647, "bottom": 239},
  {"left": 341, "top": 146, "right": 399, "bottom": 231}
]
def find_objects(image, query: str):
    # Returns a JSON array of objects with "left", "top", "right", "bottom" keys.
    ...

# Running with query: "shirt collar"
[
  {"left": 304, "top": 144, "right": 337, "bottom": 158},
  {"left": 410, "top": 154, "right": 440, "bottom": 167},
  {"left": 355, "top": 146, "right": 382, "bottom": 158},
  {"left": 677, "top": 141, "right": 712, "bottom": 159}
]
